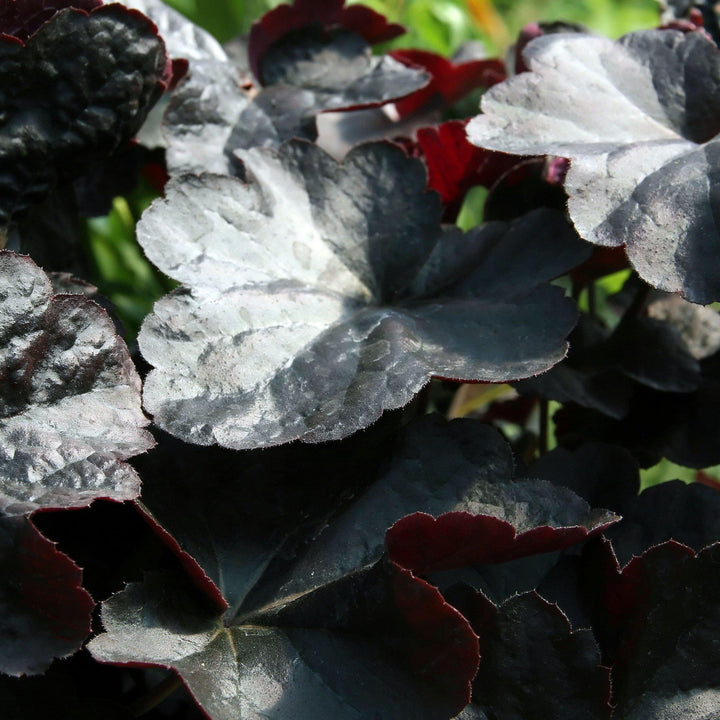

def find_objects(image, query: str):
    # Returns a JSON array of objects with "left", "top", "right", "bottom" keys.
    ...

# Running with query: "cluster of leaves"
[{"left": 4, "top": 0, "right": 720, "bottom": 718}]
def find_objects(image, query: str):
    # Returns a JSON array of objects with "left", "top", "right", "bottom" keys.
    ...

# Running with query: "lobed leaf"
[
  {"left": 0, "top": 4, "right": 169, "bottom": 227},
  {"left": 90, "top": 560, "right": 479, "bottom": 720},
  {"left": 0, "top": 252, "right": 154, "bottom": 516},
  {"left": 468, "top": 29, "right": 720, "bottom": 303},
  {"left": 138, "top": 141, "right": 587, "bottom": 449},
  {"left": 0, "top": 516, "right": 94, "bottom": 676},
  {"left": 449, "top": 586, "right": 612, "bottom": 720}
]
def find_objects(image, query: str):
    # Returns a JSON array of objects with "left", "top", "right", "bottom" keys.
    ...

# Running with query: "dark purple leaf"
[
  {"left": 137, "top": 142, "right": 584, "bottom": 449},
  {"left": 0, "top": 252, "right": 154, "bottom": 516},
  {"left": 516, "top": 308, "right": 703, "bottom": 422},
  {"left": 468, "top": 29, "right": 720, "bottom": 303},
  {"left": 0, "top": 4, "right": 169, "bottom": 227},
  {"left": 483, "top": 156, "right": 570, "bottom": 222},
  {"left": 448, "top": 585, "right": 611, "bottom": 720},
  {"left": 606, "top": 480, "right": 720, "bottom": 565},
  {"left": 526, "top": 443, "right": 640, "bottom": 513},
  {"left": 162, "top": 4, "right": 426, "bottom": 176},
  {"left": 2, "top": 669, "right": 133, "bottom": 720},
  {"left": 6, "top": 186, "right": 88, "bottom": 276},
  {"left": 133, "top": 415, "right": 615, "bottom": 615},
  {"left": 0, "top": 516, "right": 94, "bottom": 676},
  {"left": 590, "top": 540, "right": 720, "bottom": 719},
  {"left": 259, "top": 25, "right": 427, "bottom": 108},
  {"left": 0, "top": 0, "right": 101, "bottom": 42},
  {"left": 389, "top": 49, "right": 505, "bottom": 118},
  {"left": 90, "top": 560, "right": 479, "bottom": 720},
  {"left": 248, "top": 0, "right": 405, "bottom": 83}
]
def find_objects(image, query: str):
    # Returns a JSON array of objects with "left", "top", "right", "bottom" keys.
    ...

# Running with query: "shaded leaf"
[
  {"left": 133, "top": 415, "right": 616, "bottom": 620},
  {"left": 606, "top": 480, "right": 720, "bottom": 566},
  {"left": 90, "top": 560, "right": 479, "bottom": 720},
  {"left": 0, "top": 515, "right": 94, "bottom": 676},
  {"left": 468, "top": 29, "right": 720, "bottom": 303},
  {"left": 590, "top": 540, "right": 720, "bottom": 719},
  {"left": 448, "top": 585, "right": 611, "bottom": 720},
  {"left": 0, "top": 5, "right": 169, "bottom": 227},
  {"left": 138, "top": 141, "right": 585, "bottom": 449},
  {"left": 0, "top": 252, "right": 154, "bottom": 517},
  {"left": 526, "top": 442, "right": 640, "bottom": 514},
  {"left": 0, "top": 0, "right": 101, "bottom": 42}
]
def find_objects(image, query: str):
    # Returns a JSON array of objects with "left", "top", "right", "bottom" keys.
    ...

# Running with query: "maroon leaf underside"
[
  {"left": 391, "top": 49, "right": 506, "bottom": 117},
  {"left": 386, "top": 510, "right": 618, "bottom": 574},
  {"left": 0, "top": 516, "right": 94, "bottom": 676},
  {"left": 249, "top": 0, "right": 404, "bottom": 82},
  {"left": 415, "top": 121, "right": 517, "bottom": 218}
]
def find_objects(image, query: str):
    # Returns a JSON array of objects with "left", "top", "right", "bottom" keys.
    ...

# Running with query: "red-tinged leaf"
[
  {"left": 249, "top": 0, "right": 404, "bottom": 83},
  {"left": 448, "top": 585, "right": 612, "bottom": 720},
  {"left": 415, "top": 120, "right": 517, "bottom": 218},
  {"left": 386, "top": 509, "right": 617, "bottom": 574},
  {"left": 583, "top": 539, "right": 720, "bottom": 719},
  {"left": 90, "top": 559, "right": 479, "bottom": 720},
  {"left": 0, "top": 516, "right": 94, "bottom": 676},
  {"left": 0, "top": 0, "right": 101, "bottom": 42},
  {"left": 131, "top": 416, "right": 614, "bottom": 617},
  {"left": 390, "top": 49, "right": 506, "bottom": 117},
  {"left": 469, "top": 28, "right": 720, "bottom": 303}
]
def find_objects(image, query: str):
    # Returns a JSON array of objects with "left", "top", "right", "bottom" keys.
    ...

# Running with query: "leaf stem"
[
  {"left": 538, "top": 398, "right": 549, "bottom": 457},
  {"left": 626, "top": 281, "right": 651, "bottom": 319},
  {"left": 128, "top": 673, "right": 183, "bottom": 717},
  {"left": 587, "top": 281, "right": 597, "bottom": 320}
]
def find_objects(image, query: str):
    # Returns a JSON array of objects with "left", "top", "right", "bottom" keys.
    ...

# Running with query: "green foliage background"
[{"left": 162, "top": 0, "right": 660, "bottom": 49}]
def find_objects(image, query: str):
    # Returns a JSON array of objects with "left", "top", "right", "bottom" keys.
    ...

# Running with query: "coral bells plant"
[{"left": 4, "top": 0, "right": 720, "bottom": 718}]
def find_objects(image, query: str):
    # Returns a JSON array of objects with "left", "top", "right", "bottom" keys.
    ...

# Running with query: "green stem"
[{"left": 538, "top": 398, "right": 549, "bottom": 457}]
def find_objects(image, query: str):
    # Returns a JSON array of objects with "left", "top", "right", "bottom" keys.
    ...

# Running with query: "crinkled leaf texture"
[
  {"left": 119, "top": 0, "right": 226, "bottom": 62},
  {"left": 0, "top": 515, "right": 94, "bottom": 676},
  {"left": 0, "top": 4, "right": 169, "bottom": 226},
  {"left": 0, "top": 252, "right": 154, "bottom": 517},
  {"left": 138, "top": 141, "right": 587, "bottom": 449},
  {"left": 468, "top": 28, "right": 720, "bottom": 303}
]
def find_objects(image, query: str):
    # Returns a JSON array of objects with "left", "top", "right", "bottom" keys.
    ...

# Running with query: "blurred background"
[{"left": 162, "top": 0, "right": 661, "bottom": 50}]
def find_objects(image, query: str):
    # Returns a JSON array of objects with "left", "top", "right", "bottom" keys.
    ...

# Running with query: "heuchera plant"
[{"left": 3, "top": 0, "right": 720, "bottom": 718}]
